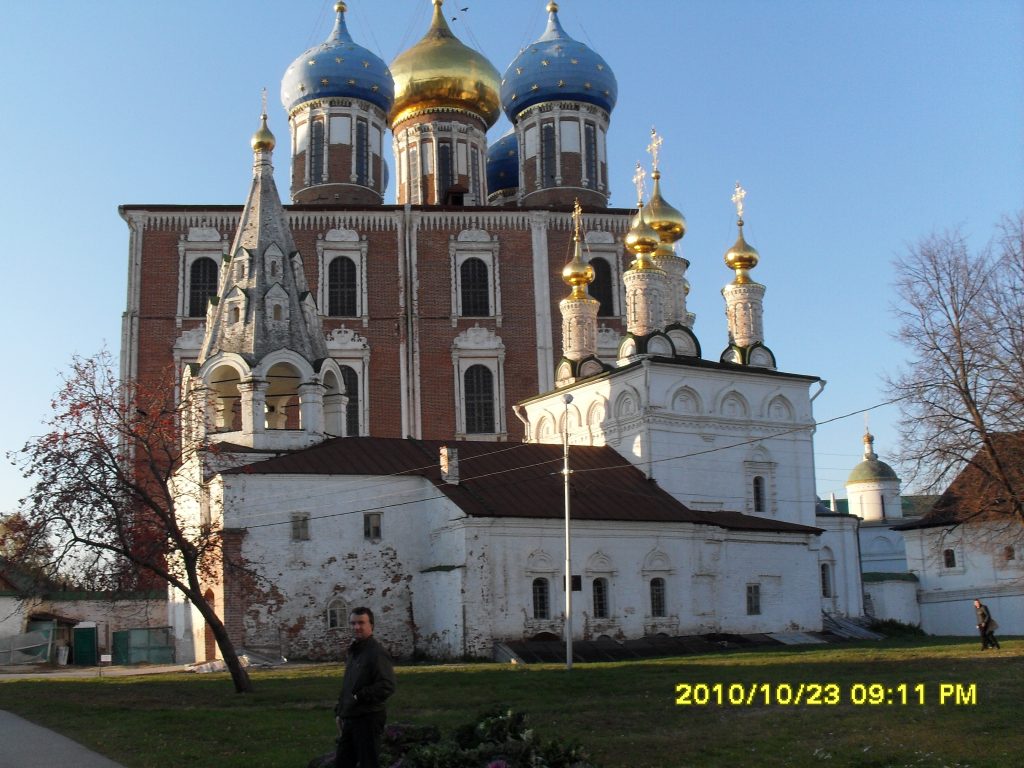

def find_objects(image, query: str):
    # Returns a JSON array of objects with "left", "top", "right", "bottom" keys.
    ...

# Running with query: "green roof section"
[{"left": 847, "top": 458, "right": 900, "bottom": 484}]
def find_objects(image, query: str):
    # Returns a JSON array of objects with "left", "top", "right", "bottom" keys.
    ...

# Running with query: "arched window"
[
  {"left": 541, "top": 123, "right": 557, "bottom": 187},
  {"left": 753, "top": 475, "right": 766, "bottom": 514},
  {"left": 464, "top": 365, "right": 495, "bottom": 434},
  {"left": 820, "top": 563, "right": 833, "bottom": 598},
  {"left": 460, "top": 258, "right": 490, "bottom": 316},
  {"left": 328, "top": 256, "right": 357, "bottom": 317},
  {"left": 589, "top": 257, "right": 614, "bottom": 317},
  {"left": 340, "top": 365, "right": 360, "bottom": 437},
  {"left": 943, "top": 549, "right": 957, "bottom": 568},
  {"left": 310, "top": 120, "right": 325, "bottom": 183},
  {"left": 189, "top": 258, "right": 218, "bottom": 317},
  {"left": 650, "top": 577, "right": 666, "bottom": 618},
  {"left": 355, "top": 119, "right": 369, "bottom": 186},
  {"left": 532, "top": 577, "right": 549, "bottom": 620},
  {"left": 593, "top": 577, "right": 609, "bottom": 618}
]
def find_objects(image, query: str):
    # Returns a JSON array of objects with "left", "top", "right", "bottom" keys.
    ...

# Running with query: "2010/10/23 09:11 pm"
[{"left": 674, "top": 682, "right": 978, "bottom": 706}]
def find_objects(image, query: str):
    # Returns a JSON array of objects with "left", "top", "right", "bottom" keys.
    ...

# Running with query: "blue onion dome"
[
  {"left": 501, "top": 2, "right": 618, "bottom": 121},
  {"left": 281, "top": 2, "right": 394, "bottom": 115},
  {"left": 486, "top": 129, "right": 519, "bottom": 194}
]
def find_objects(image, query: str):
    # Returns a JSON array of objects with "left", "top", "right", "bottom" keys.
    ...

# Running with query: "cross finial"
[
  {"left": 572, "top": 198, "right": 583, "bottom": 241},
  {"left": 261, "top": 87, "right": 268, "bottom": 117},
  {"left": 647, "top": 127, "right": 663, "bottom": 173},
  {"left": 633, "top": 162, "right": 647, "bottom": 206},
  {"left": 731, "top": 181, "right": 746, "bottom": 221}
]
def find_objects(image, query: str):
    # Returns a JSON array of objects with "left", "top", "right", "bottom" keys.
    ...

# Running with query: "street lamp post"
[{"left": 562, "top": 393, "right": 574, "bottom": 670}]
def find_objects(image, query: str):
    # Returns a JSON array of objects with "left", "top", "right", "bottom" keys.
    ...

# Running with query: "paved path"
[{"left": 0, "top": 710, "right": 127, "bottom": 768}]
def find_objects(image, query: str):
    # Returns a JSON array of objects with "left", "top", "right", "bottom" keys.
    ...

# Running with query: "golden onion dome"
[
  {"left": 625, "top": 207, "right": 662, "bottom": 270},
  {"left": 389, "top": 0, "right": 501, "bottom": 128},
  {"left": 643, "top": 170, "right": 686, "bottom": 246},
  {"left": 562, "top": 236, "right": 595, "bottom": 299},
  {"left": 251, "top": 113, "right": 276, "bottom": 152},
  {"left": 724, "top": 219, "right": 760, "bottom": 282}
]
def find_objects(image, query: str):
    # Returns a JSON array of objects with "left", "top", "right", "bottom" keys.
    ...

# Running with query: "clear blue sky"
[{"left": 1, "top": 0, "right": 1021, "bottom": 514}]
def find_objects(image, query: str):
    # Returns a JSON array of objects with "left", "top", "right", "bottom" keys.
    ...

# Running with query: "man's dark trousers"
[{"left": 336, "top": 712, "right": 386, "bottom": 768}]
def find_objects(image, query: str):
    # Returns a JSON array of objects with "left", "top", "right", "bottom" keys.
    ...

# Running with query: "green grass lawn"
[{"left": 0, "top": 637, "right": 1021, "bottom": 768}]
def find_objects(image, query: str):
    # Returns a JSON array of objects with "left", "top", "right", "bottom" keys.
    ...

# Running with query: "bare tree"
[
  {"left": 9, "top": 351, "right": 253, "bottom": 693},
  {"left": 888, "top": 212, "right": 1024, "bottom": 529}
]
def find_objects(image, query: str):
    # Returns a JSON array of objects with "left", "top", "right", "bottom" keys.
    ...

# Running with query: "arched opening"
[
  {"left": 207, "top": 364, "right": 241, "bottom": 431},
  {"left": 593, "top": 577, "right": 609, "bottom": 618},
  {"left": 265, "top": 362, "right": 302, "bottom": 430},
  {"left": 328, "top": 256, "right": 357, "bottom": 317},
  {"left": 460, "top": 258, "right": 490, "bottom": 316},
  {"left": 589, "top": 256, "right": 614, "bottom": 317},
  {"left": 753, "top": 475, "right": 766, "bottom": 514},
  {"left": 464, "top": 365, "right": 495, "bottom": 434},
  {"left": 322, "top": 369, "right": 344, "bottom": 437},
  {"left": 650, "top": 577, "right": 666, "bottom": 617},
  {"left": 820, "top": 562, "right": 833, "bottom": 598},
  {"left": 532, "top": 577, "right": 549, "bottom": 620}
]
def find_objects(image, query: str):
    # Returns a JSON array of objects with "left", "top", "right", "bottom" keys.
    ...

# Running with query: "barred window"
[
  {"left": 820, "top": 563, "right": 833, "bottom": 598},
  {"left": 532, "top": 578, "right": 550, "bottom": 620},
  {"left": 310, "top": 120, "right": 325, "bottom": 183},
  {"left": 746, "top": 583, "right": 761, "bottom": 615},
  {"left": 328, "top": 256, "right": 357, "bottom": 317},
  {"left": 464, "top": 365, "right": 495, "bottom": 434},
  {"left": 650, "top": 577, "right": 666, "bottom": 617},
  {"left": 189, "top": 258, "right": 218, "bottom": 317},
  {"left": 291, "top": 512, "right": 310, "bottom": 542},
  {"left": 593, "top": 577, "right": 609, "bottom": 619},
  {"left": 363, "top": 512, "right": 381, "bottom": 541},
  {"left": 460, "top": 258, "right": 490, "bottom": 316}
]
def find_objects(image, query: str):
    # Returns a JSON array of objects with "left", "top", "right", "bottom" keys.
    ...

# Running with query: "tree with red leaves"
[{"left": 10, "top": 350, "right": 253, "bottom": 693}]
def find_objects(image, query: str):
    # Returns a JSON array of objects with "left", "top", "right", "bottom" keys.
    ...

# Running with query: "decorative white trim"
[
  {"left": 317, "top": 231, "right": 369, "bottom": 326},
  {"left": 451, "top": 326, "right": 507, "bottom": 440},
  {"left": 449, "top": 230, "right": 501, "bottom": 326}
]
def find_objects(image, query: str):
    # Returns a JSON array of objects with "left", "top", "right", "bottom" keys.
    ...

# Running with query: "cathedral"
[{"left": 121, "top": 1, "right": 863, "bottom": 661}]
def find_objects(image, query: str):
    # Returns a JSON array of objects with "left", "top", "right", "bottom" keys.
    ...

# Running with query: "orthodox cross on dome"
[
  {"left": 632, "top": 162, "right": 646, "bottom": 206},
  {"left": 647, "top": 127, "right": 663, "bottom": 173},
  {"left": 261, "top": 87, "right": 268, "bottom": 117},
  {"left": 572, "top": 198, "right": 583, "bottom": 241},
  {"left": 732, "top": 181, "right": 746, "bottom": 221}
]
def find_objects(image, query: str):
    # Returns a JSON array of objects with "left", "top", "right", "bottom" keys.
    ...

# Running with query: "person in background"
[
  {"left": 335, "top": 607, "right": 396, "bottom": 767},
  {"left": 973, "top": 598, "right": 1000, "bottom": 650}
]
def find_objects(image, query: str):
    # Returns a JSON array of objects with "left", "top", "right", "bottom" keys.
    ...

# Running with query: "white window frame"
[
  {"left": 449, "top": 230, "right": 501, "bottom": 327},
  {"left": 317, "top": 230, "right": 369, "bottom": 326},
  {"left": 326, "top": 327, "right": 371, "bottom": 437},
  {"left": 177, "top": 230, "right": 227, "bottom": 321},
  {"left": 452, "top": 327, "right": 506, "bottom": 441}
]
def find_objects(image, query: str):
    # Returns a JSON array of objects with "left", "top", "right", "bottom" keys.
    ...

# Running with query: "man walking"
[
  {"left": 335, "top": 607, "right": 396, "bottom": 768},
  {"left": 973, "top": 598, "right": 1000, "bottom": 650}
]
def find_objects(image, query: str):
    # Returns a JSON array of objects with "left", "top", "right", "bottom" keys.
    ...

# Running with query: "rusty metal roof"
[{"left": 224, "top": 437, "right": 819, "bottom": 534}]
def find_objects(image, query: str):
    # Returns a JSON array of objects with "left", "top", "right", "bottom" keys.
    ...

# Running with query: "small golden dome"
[
  {"left": 643, "top": 170, "right": 686, "bottom": 245},
  {"left": 251, "top": 113, "right": 276, "bottom": 152},
  {"left": 625, "top": 207, "right": 663, "bottom": 272},
  {"left": 724, "top": 220, "right": 760, "bottom": 281},
  {"left": 389, "top": 0, "right": 501, "bottom": 127},
  {"left": 562, "top": 236, "right": 595, "bottom": 299}
]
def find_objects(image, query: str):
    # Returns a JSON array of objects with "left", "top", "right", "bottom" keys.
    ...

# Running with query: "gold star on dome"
[
  {"left": 554, "top": 45, "right": 563, "bottom": 53},
  {"left": 362, "top": 60, "right": 369, "bottom": 68},
  {"left": 541, "top": 60, "right": 549, "bottom": 66},
  {"left": 510, "top": 92, "right": 517, "bottom": 100},
  {"left": 570, "top": 58, "right": 578, "bottom": 65},
  {"left": 516, "top": 67, "right": 523, "bottom": 75},
  {"left": 321, "top": 78, "right": 329, "bottom": 86},
  {"left": 371, "top": 84, "right": 379, "bottom": 92},
  {"left": 732, "top": 182, "right": 747, "bottom": 220},
  {"left": 335, "top": 56, "right": 344, "bottom": 64},
  {"left": 597, "top": 64, "right": 604, "bottom": 71},
  {"left": 347, "top": 78, "right": 356, "bottom": 85},
  {"left": 558, "top": 79, "right": 566, "bottom": 87},
  {"left": 299, "top": 84, "right": 307, "bottom": 93},
  {"left": 531, "top": 84, "right": 539, "bottom": 91},
  {"left": 308, "top": 59, "right": 316, "bottom": 66},
  {"left": 583, "top": 82, "right": 592, "bottom": 89},
  {"left": 647, "top": 127, "right": 663, "bottom": 172}
]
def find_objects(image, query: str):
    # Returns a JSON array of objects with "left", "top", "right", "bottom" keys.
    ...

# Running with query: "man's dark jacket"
[{"left": 335, "top": 636, "right": 396, "bottom": 719}]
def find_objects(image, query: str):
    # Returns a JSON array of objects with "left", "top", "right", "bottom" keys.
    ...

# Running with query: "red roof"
[{"left": 222, "top": 437, "right": 819, "bottom": 534}]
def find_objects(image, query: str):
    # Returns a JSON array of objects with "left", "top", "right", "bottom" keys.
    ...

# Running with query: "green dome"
[{"left": 847, "top": 458, "right": 899, "bottom": 484}]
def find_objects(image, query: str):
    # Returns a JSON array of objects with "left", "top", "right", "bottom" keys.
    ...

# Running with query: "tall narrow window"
[
  {"left": 460, "top": 258, "right": 490, "bottom": 316},
  {"left": 340, "top": 365, "right": 360, "bottom": 437},
  {"left": 650, "top": 577, "right": 666, "bottom": 617},
  {"left": 753, "top": 475, "right": 766, "bottom": 514},
  {"left": 541, "top": 123, "right": 557, "bottom": 187},
  {"left": 408, "top": 142, "right": 420, "bottom": 203},
  {"left": 310, "top": 120, "right": 325, "bottom": 183},
  {"left": 532, "top": 577, "right": 549, "bottom": 620},
  {"left": 438, "top": 141, "right": 453, "bottom": 200},
  {"left": 355, "top": 119, "right": 369, "bottom": 186},
  {"left": 291, "top": 512, "right": 310, "bottom": 542},
  {"left": 189, "top": 257, "right": 218, "bottom": 317},
  {"left": 820, "top": 563, "right": 833, "bottom": 598},
  {"left": 363, "top": 512, "right": 381, "bottom": 540},
  {"left": 593, "top": 577, "right": 609, "bottom": 618},
  {"left": 584, "top": 123, "right": 597, "bottom": 189},
  {"left": 746, "top": 583, "right": 761, "bottom": 615},
  {"left": 328, "top": 256, "right": 357, "bottom": 316},
  {"left": 470, "top": 146, "right": 481, "bottom": 202},
  {"left": 464, "top": 365, "right": 495, "bottom": 434},
  {"left": 589, "top": 257, "right": 614, "bottom": 317}
]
